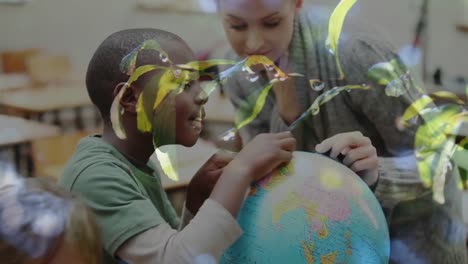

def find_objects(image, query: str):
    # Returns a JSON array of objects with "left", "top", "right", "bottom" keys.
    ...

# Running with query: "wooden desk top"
[
  {"left": 0, "top": 84, "right": 91, "bottom": 113},
  {"left": 0, "top": 74, "right": 31, "bottom": 92},
  {"left": 0, "top": 115, "right": 60, "bottom": 147},
  {"left": 151, "top": 140, "right": 219, "bottom": 190}
]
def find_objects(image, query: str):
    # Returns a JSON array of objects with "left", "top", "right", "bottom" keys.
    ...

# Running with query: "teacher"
[{"left": 216, "top": 0, "right": 467, "bottom": 262}]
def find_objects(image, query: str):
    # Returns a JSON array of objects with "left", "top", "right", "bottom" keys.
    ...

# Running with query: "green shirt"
[{"left": 59, "top": 135, "right": 179, "bottom": 263}]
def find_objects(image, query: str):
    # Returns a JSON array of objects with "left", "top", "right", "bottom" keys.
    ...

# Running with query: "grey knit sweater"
[{"left": 223, "top": 9, "right": 467, "bottom": 264}]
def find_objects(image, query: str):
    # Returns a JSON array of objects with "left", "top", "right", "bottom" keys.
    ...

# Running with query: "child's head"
[
  {"left": 86, "top": 28, "right": 207, "bottom": 147},
  {"left": 0, "top": 166, "right": 101, "bottom": 264}
]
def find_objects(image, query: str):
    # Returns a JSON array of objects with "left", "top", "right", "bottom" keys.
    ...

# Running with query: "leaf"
[
  {"left": 136, "top": 74, "right": 160, "bottom": 133},
  {"left": 445, "top": 112, "right": 468, "bottom": 134},
  {"left": 141, "top": 39, "right": 172, "bottom": 65},
  {"left": 217, "top": 58, "right": 248, "bottom": 81},
  {"left": 119, "top": 39, "right": 171, "bottom": 75},
  {"left": 127, "top": 65, "right": 168, "bottom": 86},
  {"left": 430, "top": 90, "right": 464, "bottom": 105},
  {"left": 288, "top": 73, "right": 304, "bottom": 77},
  {"left": 415, "top": 152, "right": 435, "bottom": 187},
  {"left": 453, "top": 142, "right": 468, "bottom": 171},
  {"left": 136, "top": 95, "right": 152, "bottom": 133},
  {"left": 120, "top": 45, "right": 141, "bottom": 74},
  {"left": 153, "top": 69, "right": 189, "bottom": 110},
  {"left": 308, "top": 84, "right": 369, "bottom": 115},
  {"left": 155, "top": 148, "right": 179, "bottom": 182},
  {"left": 154, "top": 81, "right": 180, "bottom": 110},
  {"left": 327, "top": 0, "right": 357, "bottom": 79},
  {"left": 140, "top": 39, "right": 162, "bottom": 50},
  {"left": 416, "top": 104, "right": 462, "bottom": 149},
  {"left": 289, "top": 84, "right": 369, "bottom": 130},
  {"left": 235, "top": 82, "right": 275, "bottom": 130},
  {"left": 385, "top": 79, "right": 407, "bottom": 97},
  {"left": 177, "top": 59, "right": 237, "bottom": 71},
  {"left": 367, "top": 61, "right": 398, "bottom": 86},
  {"left": 401, "top": 95, "right": 434, "bottom": 125},
  {"left": 431, "top": 141, "right": 457, "bottom": 204},
  {"left": 110, "top": 84, "right": 129, "bottom": 139},
  {"left": 244, "top": 55, "right": 288, "bottom": 79}
]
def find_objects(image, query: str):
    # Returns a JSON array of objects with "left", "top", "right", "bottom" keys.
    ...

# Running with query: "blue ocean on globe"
[{"left": 221, "top": 151, "right": 390, "bottom": 264}]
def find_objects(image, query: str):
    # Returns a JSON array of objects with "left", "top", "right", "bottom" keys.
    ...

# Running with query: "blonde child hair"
[{"left": 0, "top": 166, "right": 101, "bottom": 264}]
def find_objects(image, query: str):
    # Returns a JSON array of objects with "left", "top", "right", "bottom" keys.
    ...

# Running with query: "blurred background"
[{"left": 0, "top": 0, "right": 466, "bottom": 224}]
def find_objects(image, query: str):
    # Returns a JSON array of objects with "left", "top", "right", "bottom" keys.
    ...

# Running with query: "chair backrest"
[
  {"left": 31, "top": 130, "right": 88, "bottom": 180},
  {"left": 26, "top": 54, "right": 72, "bottom": 86},
  {"left": 1, "top": 49, "right": 41, "bottom": 73}
]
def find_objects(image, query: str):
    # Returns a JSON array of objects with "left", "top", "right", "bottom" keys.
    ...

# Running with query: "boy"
[
  {"left": 0, "top": 165, "right": 101, "bottom": 264},
  {"left": 59, "top": 28, "right": 296, "bottom": 263}
]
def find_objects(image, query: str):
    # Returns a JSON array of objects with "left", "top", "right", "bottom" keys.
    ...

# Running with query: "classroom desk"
[
  {"left": 0, "top": 114, "right": 60, "bottom": 175},
  {"left": 0, "top": 84, "right": 92, "bottom": 115},
  {"left": 0, "top": 73, "right": 30, "bottom": 92},
  {"left": 0, "top": 115, "right": 60, "bottom": 147}
]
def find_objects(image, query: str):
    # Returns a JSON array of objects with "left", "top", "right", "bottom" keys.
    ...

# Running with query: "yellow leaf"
[
  {"left": 402, "top": 95, "right": 433, "bottom": 124},
  {"left": 327, "top": 0, "right": 357, "bottom": 79},
  {"left": 155, "top": 148, "right": 179, "bottom": 182},
  {"left": 153, "top": 69, "right": 186, "bottom": 110},
  {"left": 177, "top": 59, "right": 236, "bottom": 71},
  {"left": 235, "top": 82, "right": 275, "bottom": 130},
  {"left": 127, "top": 65, "right": 167, "bottom": 86},
  {"left": 136, "top": 94, "right": 152, "bottom": 133},
  {"left": 110, "top": 84, "right": 129, "bottom": 139},
  {"left": 244, "top": 55, "right": 288, "bottom": 79},
  {"left": 431, "top": 90, "right": 464, "bottom": 105}
]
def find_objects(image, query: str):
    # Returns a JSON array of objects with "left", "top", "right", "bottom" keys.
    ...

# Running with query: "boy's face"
[
  {"left": 173, "top": 77, "right": 206, "bottom": 147},
  {"left": 147, "top": 44, "right": 207, "bottom": 147}
]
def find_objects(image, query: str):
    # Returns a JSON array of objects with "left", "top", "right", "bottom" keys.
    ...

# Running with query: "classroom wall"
[
  {"left": 0, "top": 0, "right": 467, "bottom": 81},
  {"left": 356, "top": 0, "right": 468, "bottom": 80},
  {"left": 0, "top": 0, "right": 226, "bottom": 76}
]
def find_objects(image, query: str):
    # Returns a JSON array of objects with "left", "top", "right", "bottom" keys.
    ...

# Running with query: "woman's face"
[{"left": 219, "top": 0, "right": 302, "bottom": 62}]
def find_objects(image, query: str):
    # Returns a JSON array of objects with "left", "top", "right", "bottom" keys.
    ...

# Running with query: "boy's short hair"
[
  {"left": 0, "top": 167, "right": 101, "bottom": 264},
  {"left": 86, "top": 28, "right": 188, "bottom": 121}
]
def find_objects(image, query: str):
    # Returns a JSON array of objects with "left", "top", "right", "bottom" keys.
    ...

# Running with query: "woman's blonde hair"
[{"left": 0, "top": 175, "right": 101, "bottom": 264}]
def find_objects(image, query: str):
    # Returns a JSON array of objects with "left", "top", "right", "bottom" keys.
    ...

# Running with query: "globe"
[{"left": 221, "top": 151, "right": 390, "bottom": 264}]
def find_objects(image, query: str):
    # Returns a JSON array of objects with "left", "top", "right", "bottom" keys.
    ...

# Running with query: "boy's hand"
[
  {"left": 231, "top": 132, "right": 296, "bottom": 182},
  {"left": 315, "top": 131, "right": 378, "bottom": 187},
  {"left": 185, "top": 150, "right": 235, "bottom": 214}
]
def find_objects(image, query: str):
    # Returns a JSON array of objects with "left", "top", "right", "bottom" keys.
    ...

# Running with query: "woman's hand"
[{"left": 315, "top": 131, "right": 379, "bottom": 187}]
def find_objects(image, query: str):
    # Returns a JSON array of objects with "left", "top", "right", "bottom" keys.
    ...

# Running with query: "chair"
[
  {"left": 25, "top": 53, "right": 73, "bottom": 86},
  {"left": 1, "top": 49, "right": 41, "bottom": 73},
  {"left": 31, "top": 130, "right": 88, "bottom": 180}
]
